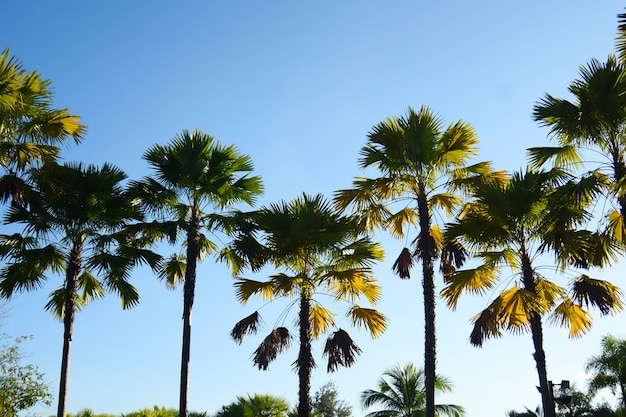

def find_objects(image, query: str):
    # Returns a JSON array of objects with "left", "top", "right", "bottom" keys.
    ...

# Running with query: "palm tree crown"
[
  {"left": 129, "top": 129, "right": 263, "bottom": 417},
  {"left": 224, "top": 193, "right": 386, "bottom": 417},
  {"left": 335, "top": 105, "right": 495, "bottom": 417},
  {"left": 442, "top": 168, "right": 623, "bottom": 417},
  {"left": 586, "top": 334, "right": 626, "bottom": 411},
  {"left": 360, "top": 362, "right": 464, "bottom": 417},
  {"left": 0, "top": 161, "right": 159, "bottom": 417}
]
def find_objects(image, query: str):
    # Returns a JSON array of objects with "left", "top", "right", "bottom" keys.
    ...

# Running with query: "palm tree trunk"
[
  {"left": 57, "top": 245, "right": 81, "bottom": 417},
  {"left": 417, "top": 185, "right": 436, "bottom": 417},
  {"left": 520, "top": 250, "right": 555, "bottom": 417},
  {"left": 179, "top": 212, "right": 200, "bottom": 417},
  {"left": 297, "top": 292, "right": 312, "bottom": 417}
]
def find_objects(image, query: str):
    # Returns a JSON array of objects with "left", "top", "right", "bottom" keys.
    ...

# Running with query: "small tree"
[
  {"left": 312, "top": 382, "right": 352, "bottom": 417},
  {"left": 0, "top": 334, "right": 51, "bottom": 417}
]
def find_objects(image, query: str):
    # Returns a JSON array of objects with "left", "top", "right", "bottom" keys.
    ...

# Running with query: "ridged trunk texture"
[
  {"left": 179, "top": 209, "right": 200, "bottom": 417},
  {"left": 297, "top": 293, "right": 312, "bottom": 417},
  {"left": 520, "top": 250, "right": 555, "bottom": 417},
  {"left": 417, "top": 183, "right": 436, "bottom": 417},
  {"left": 57, "top": 243, "right": 81, "bottom": 417}
]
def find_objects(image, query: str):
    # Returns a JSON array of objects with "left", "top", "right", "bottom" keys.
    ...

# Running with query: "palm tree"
[
  {"left": 0, "top": 48, "right": 85, "bottom": 203},
  {"left": 586, "top": 334, "right": 626, "bottom": 411},
  {"left": 128, "top": 129, "right": 263, "bottom": 417},
  {"left": 360, "top": 362, "right": 464, "bottom": 417},
  {"left": 531, "top": 56, "right": 626, "bottom": 243},
  {"left": 0, "top": 162, "right": 160, "bottom": 417},
  {"left": 335, "top": 106, "right": 495, "bottom": 417},
  {"left": 223, "top": 193, "right": 387, "bottom": 417},
  {"left": 441, "top": 168, "right": 623, "bottom": 417}
]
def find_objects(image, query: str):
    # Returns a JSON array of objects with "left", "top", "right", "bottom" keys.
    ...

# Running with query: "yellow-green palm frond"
[
  {"left": 439, "top": 119, "right": 479, "bottom": 165},
  {"left": 310, "top": 304, "right": 336, "bottom": 338},
  {"left": 527, "top": 146, "right": 584, "bottom": 170},
  {"left": 571, "top": 275, "right": 623, "bottom": 315},
  {"left": 385, "top": 208, "right": 418, "bottom": 239},
  {"left": 158, "top": 254, "right": 186, "bottom": 290},
  {"left": 441, "top": 264, "right": 500, "bottom": 309},
  {"left": 196, "top": 233, "right": 218, "bottom": 261},
  {"left": 534, "top": 278, "right": 566, "bottom": 308},
  {"left": 478, "top": 249, "right": 519, "bottom": 270},
  {"left": 607, "top": 209, "right": 626, "bottom": 245},
  {"left": 323, "top": 328, "right": 362, "bottom": 373},
  {"left": 253, "top": 327, "right": 292, "bottom": 371},
  {"left": 549, "top": 298, "right": 593, "bottom": 338},
  {"left": 347, "top": 305, "right": 387, "bottom": 338},
  {"left": 44, "top": 287, "right": 67, "bottom": 320},
  {"left": 231, "top": 311, "right": 262, "bottom": 344},
  {"left": 269, "top": 273, "right": 298, "bottom": 297},
  {"left": 429, "top": 193, "right": 462, "bottom": 216},
  {"left": 492, "top": 286, "right": 545, "bottom": 333},
  {"left": 618, "top": 10, "right": 626, "bottom": 64},
  {"left": 325, "top": 272, "right": 382, "bottom": 304},
  {"left": 234, "top": 278, "right": 280, "bottom": 304}
]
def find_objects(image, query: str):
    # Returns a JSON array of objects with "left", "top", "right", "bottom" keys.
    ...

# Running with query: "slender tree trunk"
[
  {"left": 297, "top": 292, "right": 313, "bottom": 417},
  {"left": 417, "top": 185, "right": 436, "bottom": 417},
  {"left": 179, "top": 210, "right": 200, "bottom": 417},
  {"left": 520, "top": 250, "right": 555, "bottom": 417},
  {"left": 57, "top": 245, "right": 81, "bottom": 417}
]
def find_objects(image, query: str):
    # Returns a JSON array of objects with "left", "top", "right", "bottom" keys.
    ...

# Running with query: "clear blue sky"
[{"left": 2, "top": 2, "right": 625, "bottom": 417}]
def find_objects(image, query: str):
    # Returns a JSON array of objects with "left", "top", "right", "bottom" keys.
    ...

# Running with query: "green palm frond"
[
  {"left": 234, "top": 278, "right": 280, "bottom": 304},
  {"left": 385, "top": 208, "right": 418, "bottom": 239},
  {"left": 44, "top": 287, "right": 67, "bottom": 319},
  {"left": 231, "top": 311, "right": 262, "bottom": 344},
  {"left": 158, "top": 254, "right": 185, "bottom": 289},
  {"left": 571, "top": 275, "right": 623, "bottom": 315},
  {"left": 527, "top": 146, "right": 584, "bottom": 170},
  {"left": 323, "top": 328, "right": 362, "bottom": 372},
  {"left": 77, "top": 270, "right": 106, "bottom": 305},
  {"left": 253, "top": 327, "right": 292, "bottom": 371},
  {"left": 325, "top": 272, "right": 382, "bottom": 305},
  {"left": 347, "top": 305, "right": 387, "bottom": 338}
]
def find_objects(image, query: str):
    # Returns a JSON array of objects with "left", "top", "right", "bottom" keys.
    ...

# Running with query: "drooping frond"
[
  {"left": 469, "top": 308, "right": 502, "bottom": 347},
  {"left": 439, "top": 238, "right": 467, "bottom": 276},
  {"left": 231, "top": 311, "right": 262, "bottom": 344},
  {"left": 253, "top": 327, "right": 292, "bottom": 370},
  {"left": 571, "top": 275, "right": 623, "bottom": 315},
  {"left": 158, "top": 254, "right": 186, "bottom": 289},
  {"left": 392, "top": 247, "right": 413, "bottom": 279},
  {"left": 310, "top": 304, "right": 335, "bottom": 338},
  {"left": 549, "top": 298, "right": 593, "bottom": 338},
  {"left": 527, "top": 146, "right": 584, "bottom": 170},
  {"left": 347, "top": 305, "right": 387, "bottom": 338},
  {"left": 323, "top": 328, "right": 362, "bottom": 372}
]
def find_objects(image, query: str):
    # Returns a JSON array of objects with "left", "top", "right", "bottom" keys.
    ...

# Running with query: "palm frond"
[
  {"left": 309, "top": 304, "right": 336, "bottom": 338},
  {"left": 347, "top": 305, "right": 387, "bottom": 338},
  {"left": 252, "top": 327, "right": 292, "bottom": 370},
  {"left": 323, "top": 328, "right": 362, "bottom": 372},
  {"left": 549, "top": 298, "right": 593, "bottom": 338},
  {"left": 571, "top": 275, "right": 623, "bottom": 315},
  {"left": 231, "top": 311, "right": 262, "bottom": 344},
  {"left": 392, "top": 247, "right": 413, "bottom": 279}
]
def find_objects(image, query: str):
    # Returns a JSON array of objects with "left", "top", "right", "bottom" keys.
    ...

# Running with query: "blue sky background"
[{"left": 2, "top": 2, "right": 626, "bottom": 417}]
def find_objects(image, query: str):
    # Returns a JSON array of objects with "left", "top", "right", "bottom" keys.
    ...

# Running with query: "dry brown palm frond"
[
  {"left": 470, "top": 308, "right": 501, "bottom": 347},
  {"left": 231, "top": 311, "right": 262, "bottom": 344},
  {"left": 323, "top": 328, "right": 362, "bottom": 372},
  {"left": 439, "top": 239, "right": 467, "bottom": 275},
  {"left": 392, "top": 247, "right": 413, "bottom": 279},
  {"left": 0, "top": 173, "right": 27, "bottom": 204},
  {"left": 252, "top": 327, "right": 292, "bottom": 370},
  {"left": 571, "top": 276, "right": 623, "bottom": 315}
]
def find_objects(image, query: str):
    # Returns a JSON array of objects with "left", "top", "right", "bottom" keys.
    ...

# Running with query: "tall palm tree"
[
  {"left": 586, "top": 334, "right": 626, "bottom": 411},
  {"left": 0, "top": 162, "right": 160, "bottom": 417},
  {"left": 0, "top": 48, "right": 85, "bottom": 203},
  {"left": 335, "top": 106, "right": 496, "bottom": 417},
  {"left": 441, "top": 168, "right": 623, "bottom": 417},
  {"left": 223, "top": 193, "right": 387, "bottom": 417},
  {"left": 128, "top": 129, "right": 263, "bottom": 417},
  {"left": 531, "top": 56, "right": 626, "bottom": 243},
  {"left": 360, "top": 362, "right": 464, "bottom": 417}
]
